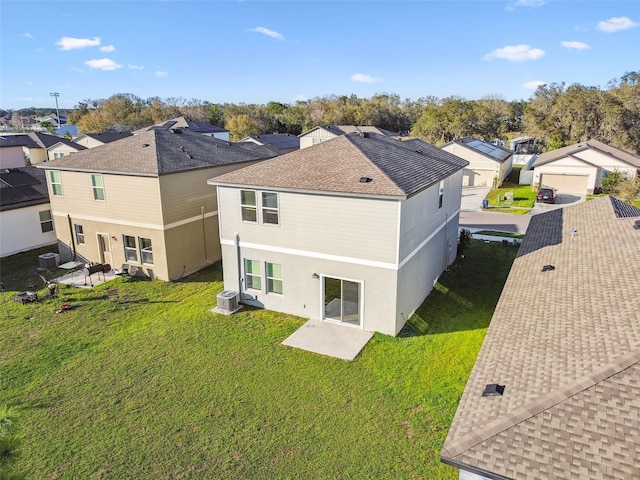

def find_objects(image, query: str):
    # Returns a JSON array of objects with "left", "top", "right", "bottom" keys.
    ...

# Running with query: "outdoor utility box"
[
  {"left": 214, "top": 290, "right": 241, "bottom": 315},
  {"left": 482, "top": 199, "right": 489, "bottom": 209},
  {"left": 38, "top": 252, "right": 60, "bottom": 269}
]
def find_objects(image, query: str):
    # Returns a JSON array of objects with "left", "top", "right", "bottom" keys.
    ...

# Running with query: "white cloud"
[
  {"left": 99, "top": 45, "right": 115, "bottom": 52},
  {"left": 597, "top": 16, "right": 638, "bottom": 33},
  {"left": 22, "top": 32, "right": 33, "bottom": 38},
  {"left": 561, "top": 40, "right": 590, "bottom": 50},
  {"left": 84, "top": 58, "right": 122, "bottom": 71},
  {"left": 483, "top": 44, "right": 545, "bottom": 61},
  {"left": 57, "top": 36, "right": 101, "bottom": 50},
  {"left": 155, "top": 71, "right": 168, "bottom": 77},
  {"left": 350, "top": 73, "right": 381, "bottom": 84},
  {"left": 128, "top": 64, "right": 145, "bottom": 70},
  {"left": 250, "top": 27, "right": 284, "bottom": 41},
  {"left": 522, "top": 80, "right": 546, "bottom": 89},
  {"left": 507, "top": 0, "right": 545, "bottom": 11}
]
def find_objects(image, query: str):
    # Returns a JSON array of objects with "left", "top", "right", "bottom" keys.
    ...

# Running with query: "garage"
[{"left": 539, "top": 173, "right": 589, "bottom": 195}]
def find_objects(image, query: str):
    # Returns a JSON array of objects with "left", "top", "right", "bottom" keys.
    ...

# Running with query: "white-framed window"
[
  {"left": 266, "top": 262, "right": 283, "bottom": 294},
  {"left": 139, "top": 237, "right": 153, "bottom": 265},
  {"left": 244, "top": 259, "right": 261, "bottom": 290},
  {"left": 49, "top": 170, "right": 63, "bottom": 196},
  {"left": 438, "top": 180, "right": 444, "bottom": 209},
  {"left": 312, "top": 138, "right": 326, "bottom": 145},
  {"left": 261, "top": 192, "right": 279, "bottom": 225},
  {"left": 123, "top": 235, "right": 137, "bottom": 262},
  {"left": 39, "top": 210, "right": 54, "bottom": 233},
  {"left": 240, "top": 190, "right": 257, "bottom": 223},
  {"left": 53, "top": 152, "right": 65, "bottom": 159},
  {"left": 74, "top": 224, "right": 85, "bottom": 244},
  {"left": 91, "top": 173, "right": 105, "bottom": 201}
]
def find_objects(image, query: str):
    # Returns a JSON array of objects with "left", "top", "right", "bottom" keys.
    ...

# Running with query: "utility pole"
[{"left": 50, "top": 92, "right": 60, "bottom": 127}]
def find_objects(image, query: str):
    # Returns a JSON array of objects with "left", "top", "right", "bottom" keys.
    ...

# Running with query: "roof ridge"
[{"left": 442, "top": 348, "right": 640, "bottom": 459}]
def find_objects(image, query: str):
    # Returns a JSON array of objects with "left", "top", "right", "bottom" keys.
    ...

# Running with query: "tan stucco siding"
[
  {"left": 218, "top": 187, "right": 399, "bottom": 264},
  {"left": 442, "top": 145, "right": 511, "bottom": 187},
  {"left": 0, "top": 146, "right": 26, "bottom": 168},
  {"left": 164, "top": 215, "right": 220, "bottom": 280},
  {"left": 47, "top": 144, "right": 79, "bottom": 161},
  {"left": 159, "top": 162, "right": 261, "bottom": 226},
  {"left": 47, "top": 171, "right": 163, "bottom": 226},
  {"left": 24, "top": 147, "right": 47, "bottom": 165},
  {"left": 299, "top": 130, "right": 338, "bottom": 149}
]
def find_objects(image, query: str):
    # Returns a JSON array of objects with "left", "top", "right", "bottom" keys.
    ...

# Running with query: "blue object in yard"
[{"left": 482, "top": 199, "right": 489, "bottom": 209}]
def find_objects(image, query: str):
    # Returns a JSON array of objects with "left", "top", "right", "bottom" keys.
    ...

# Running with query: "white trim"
[
  {"left": 320, "top": 274, "right": 365, "bottom": 330},
  {"left": 222, "top": 238, "right": 397, "bottom": 270},
  {"left": 222, "top": 209, "right": 461, "bottom": 272},
  {"left": 395, "top": 202, "right": 402, "bottom": 266},
  {"left": 52, "top": 211, "right": 218, "bottom": 231}
]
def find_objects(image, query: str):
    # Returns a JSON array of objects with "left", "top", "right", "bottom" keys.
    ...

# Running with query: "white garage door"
[{"left": 540, "top": 174, "right": 589, "bottom": 195}]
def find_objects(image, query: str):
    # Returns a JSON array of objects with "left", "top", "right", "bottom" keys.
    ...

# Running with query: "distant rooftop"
[
  {"left": 0, "top": 166, "right": 50, "bottom": 211},
  {"left": 133, "top": 116, "right": 228, "bottom": 135}
]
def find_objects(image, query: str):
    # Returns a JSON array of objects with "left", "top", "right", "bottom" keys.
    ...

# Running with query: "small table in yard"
[{"left": 13, "top": 291, "right": 38, "bottom": 304}]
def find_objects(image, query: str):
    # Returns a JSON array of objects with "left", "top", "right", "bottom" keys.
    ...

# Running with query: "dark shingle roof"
[
  {"left": 133, "top": 116, "right": 228, "bottom": 135},
  {"left": 240, "top": 133, "right": 300, "bottom": 151},
  {"left": 209, "top": 133, "right": 468, "bottom": 198},
  {"left": 38, "top": 129, "right": 276, "bottom": 176},
  {"left": 81, "top": 132, "right": 133, "bottom": 144},
  {"left": 0, "top": 166, "right": 49, "bottom": 211},
  {"left": 299, "top": 125, "right": 396, "bottom": 138},
  {"left": 0, "top": 134, "right": 40, "bottom": 149},
  {"left": 442, "top": 196, "right": 640, "bottom": 480}
]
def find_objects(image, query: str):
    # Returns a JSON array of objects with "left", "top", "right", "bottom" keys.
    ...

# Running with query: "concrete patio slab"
[
  {"left": 282, "top": 319, "right": 373, "bottom": 361},
  {"left": 54, "top": 269, "right": 118, "bottom": 289}
]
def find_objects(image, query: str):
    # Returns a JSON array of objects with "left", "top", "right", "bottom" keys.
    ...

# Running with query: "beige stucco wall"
[
  {"left": 442, "top": 144, "right": 512, "bottom": 187},
  {"left": 47, "top": 144, "right": 80, "bottom": 161},
  {"left": 73, "top": 136, "right": 104, "bottom": 149},
  {"left": 299, "top": 129, "right": 339, "bottom": 149},
  {"left": 24, "top": 147, "right": 47, "bottom": 165},
  {"left": 0, "top": 146, "right": 26, "bottom": 168}
]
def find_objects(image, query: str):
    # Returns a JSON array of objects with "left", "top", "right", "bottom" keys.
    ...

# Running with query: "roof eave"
[{"left": 440, "top": 456, "right": 512, "bottom": 480}]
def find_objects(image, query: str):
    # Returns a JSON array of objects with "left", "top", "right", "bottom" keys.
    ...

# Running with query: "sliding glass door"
[{"left": 323, "top": 276, "right": 361, "bottom": 326}]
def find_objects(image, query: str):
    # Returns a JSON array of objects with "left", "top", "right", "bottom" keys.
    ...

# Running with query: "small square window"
[{"left": 74, "top": 224, "right": 85, "bottom": 245}]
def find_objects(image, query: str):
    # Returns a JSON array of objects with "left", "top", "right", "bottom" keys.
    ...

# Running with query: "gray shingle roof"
[
  {"left": 299, "top": 125, "right": 396, "bottom": 138},
  {"left": 442, "top": 196, "right": 640, "bottom": 479},
  {"left": 209, "top": 133, "right": 468, "bottom": 198},
  {"left": 0, "top": 166, "right": 49, "bottom": 211},
  {"left": 0, "top": 134, "right": 39, "bottom": 149},
  {"left": 533, "top": 139, "right": 640, "bottom": 168},
  {"left": 81, "top": 132, "right": 133, "bottom": 144},
  {"left": 240, "top": 133, "right": 300, "bottom": 151},
  {"left": 38, "top": 129, "right": 276, "bottom": 176},
  {"left": 133, "top": 116, "right": 228, "bottom": 135}
]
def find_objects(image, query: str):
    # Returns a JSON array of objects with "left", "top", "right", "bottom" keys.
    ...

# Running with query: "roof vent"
[
  {"left": 634, "top": 220, "right": 640, "bottom": 230},
  {"left": 360, "top": 132, "right": 369, "bottom": 138},
  {"left": 415, "top": 150, "right": 423, "bottom": 154},
  {"left": 359, "top": 176, "right": 373, "bottom": 183},
  {"left": 482, "top": 384, "right": 505, "bottom": 397},
  {"left": 542, "top": 264, "right": 555, "bottom": 272},
  {"left": 170, "top": 128, "right": 182, "bottom": 134},
  {"left": 142, "top": 143, "right": 150, "bottom": 148}
]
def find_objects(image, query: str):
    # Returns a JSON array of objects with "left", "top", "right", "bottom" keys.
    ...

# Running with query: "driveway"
[
  {"left": 461, "top": 187, "right": 492, "bottom": 212},
  {"left": 529, "top": 193, "right": 585, "bottom": 215}
]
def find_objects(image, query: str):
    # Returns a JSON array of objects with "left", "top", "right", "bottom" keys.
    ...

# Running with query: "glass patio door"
[{"left": 323, "top": 277, "right": 361, "bottom": 326}]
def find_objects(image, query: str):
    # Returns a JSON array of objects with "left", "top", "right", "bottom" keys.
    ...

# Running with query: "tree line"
[{"left": 5, "top": 71, "right": 638, "bottom": 153}]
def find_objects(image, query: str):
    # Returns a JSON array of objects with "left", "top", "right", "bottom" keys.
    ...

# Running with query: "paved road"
[{"left": 459, "top": 210, "right": 531, "bottom": 234}]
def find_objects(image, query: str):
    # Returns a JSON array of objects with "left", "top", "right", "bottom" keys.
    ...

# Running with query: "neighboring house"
[
  {"left": 38, "top": 129, "right": 276, "bottom": 281},
  {"left": 0, "top": 132, "right": 83, "bottom": 165},
  {"left": 0, "top": 135, "right": 28, "bottom": 168},
  {"left": 0, "top": 167, "right": 56, "bottom": 257},
  {"left": 298, "top": 125, "right": 396, "bottom": 149},
  {"left": 239, "top": 133, "right": 300, "bottom": 154},
  {"left": 532, "top": 139, "right": 640, "bottom": 195},
  {"left": 441, "top": 137, "right": 513, "bottom": 188},
  {"left": 73, "top": 132, "right": 132, "bottom": 149},
  {"left": 133, "top": 116, "right": 230, "bottom": 141},
  {"left": 441, "top": 196, "right": 640, "bottom": 480},
  {"left": 46, "top": 139, "right": 87, "bottom": 161},
  {"left": 208, "top": 132, "right": 469, "bottom": 336}
]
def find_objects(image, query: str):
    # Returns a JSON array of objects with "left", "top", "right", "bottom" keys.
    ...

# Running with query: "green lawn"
[
  {"left": 484, "top": 167, "right": 537, "bottom": 213},
  {"left": 0, "top": 242, "right": 516, "bottom": 479}
]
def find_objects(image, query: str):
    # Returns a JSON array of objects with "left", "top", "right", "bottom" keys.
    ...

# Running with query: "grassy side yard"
[
  {"left": 484, "top": 166, "right": 536, "bottom": 214},
  {"left": 0, "top": 242, "right": 516, "bottom": 479}
]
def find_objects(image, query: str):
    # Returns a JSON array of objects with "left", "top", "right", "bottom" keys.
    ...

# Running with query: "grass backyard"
[
  {"left": 0, "top": 242, "right": 517, "bottom": 479},
  {"left": 485, "top": 167, "right": 537, "bottom": 214}
]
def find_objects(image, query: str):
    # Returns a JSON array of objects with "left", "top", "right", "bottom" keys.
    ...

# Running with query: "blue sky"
[{"left": 1, "top": 0, "right": 638, "bottom": 110}]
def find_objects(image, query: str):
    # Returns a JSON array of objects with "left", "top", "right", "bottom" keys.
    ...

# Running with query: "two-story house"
[
  {"left": 39, "top": 129, "right": 276, "bottom": 281},
  {"left": 298, "top": 125, "right": 395, "bottom": 149},
  {"left": 208, "top": 133, "right": 468, "bottom": 336},
  {"left": 441, "top": 137, "right": 513, "bottom": 188}
]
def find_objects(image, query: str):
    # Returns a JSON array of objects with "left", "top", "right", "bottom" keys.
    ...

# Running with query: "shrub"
[{"left": 458, "top": 228, "right": 472, "bottom": 256}]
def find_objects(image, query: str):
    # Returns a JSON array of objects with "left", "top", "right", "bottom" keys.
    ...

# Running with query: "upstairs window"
[
  {"left": 123, "top": 235, "right": 138, "bottom": 262},
  {"left": 261, "top": 192, "right": 279, "bottom": 225},
  {"left": 39, "top": 210, "right": 54, "bottom": 233},
  {"left": 240, "top": 190, "right": 257, "bottom": 223},
  {"left": 74, "top": 224, "right": 85, "bottom": 245},
  {"left": 53, "top": 152, "right": 65, "bottom": 159},
  {"left": 49, "top": 170, "right": 63, "bottom": 196},
  {"left": 91, "top": 174, "right": 105, "bottom": 201},
  {"left": 438, "top": 180, "right": 444, "bottom": 209}
]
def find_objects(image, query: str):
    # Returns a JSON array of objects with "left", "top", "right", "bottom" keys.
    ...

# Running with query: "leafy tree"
[
  {"left": 618, "top": 176, "right": 640, "bottom": 204},
  {"left": 39, "top": 120, "right": 55, "bottom": 134},
  {"left": 600, "top": 170, "right": 626, "bottom": 195},
  {"left": 225, "top": 114, "right": 260, "bottom": 141},
  {"left": 547, "top": 135, "right": 564, "bottom": 151}
]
